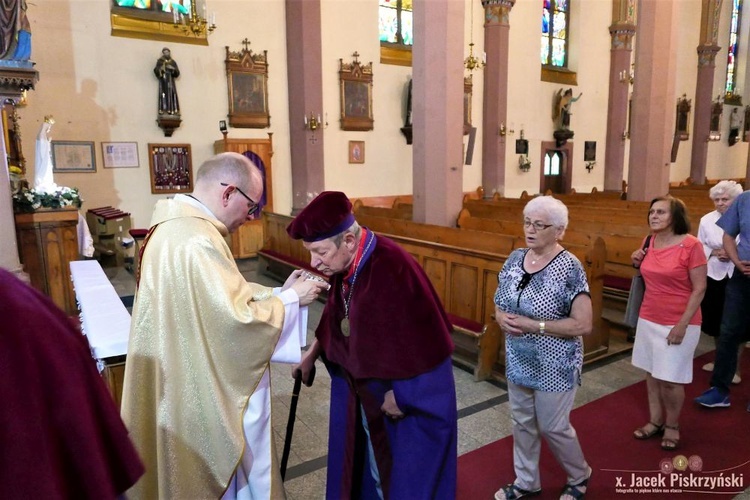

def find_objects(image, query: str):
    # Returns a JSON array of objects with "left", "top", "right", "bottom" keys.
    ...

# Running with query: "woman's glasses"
[{"left": 523, "top": 220, "right": 553, "bottom": 231}]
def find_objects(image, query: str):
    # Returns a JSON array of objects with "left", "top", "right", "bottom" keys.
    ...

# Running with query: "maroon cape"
[
  {"left": 0, "top": 269, "right": 144, "bottom": 498},
  {"left": 317, "top": 234, "right": 454, "bottom": 379}
]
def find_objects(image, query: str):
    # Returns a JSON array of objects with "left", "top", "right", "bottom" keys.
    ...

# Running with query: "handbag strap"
[{"left": 642, "top": 234, "right": 652, "bottom": 252}]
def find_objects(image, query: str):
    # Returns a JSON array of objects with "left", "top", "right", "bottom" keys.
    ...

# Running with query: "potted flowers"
[{"left": 12, "top": 185, "right": 82, "bottom": 213}]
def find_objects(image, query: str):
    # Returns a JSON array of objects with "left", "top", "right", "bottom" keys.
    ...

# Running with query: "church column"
[
  {"left": 412, "top": 0, "right": 464, "bottom": 226},
  {"left": 285, "top": 0, "right": 325, "bottom": 213},
  {"left": 626, "top": 0, "right": 678, "bottom": 201},
  {"left": 603, "top": 0, "right": 635, "bottom": 192},
  {"left": 480, "top": 0, "right": 515, "bottom": 198},
  {"left": 689, "top": 0, "right": 722, "bottom": 185}
]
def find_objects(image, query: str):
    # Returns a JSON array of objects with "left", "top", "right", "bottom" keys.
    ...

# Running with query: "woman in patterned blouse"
[{"left": 493, "top": 196, "right": 593, "bottom": 500}]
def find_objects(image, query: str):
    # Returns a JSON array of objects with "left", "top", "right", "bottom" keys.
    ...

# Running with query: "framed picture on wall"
[
  {"left": 147, "top": 143, "right": 193, "bottom": 194},
  {"left": 51, "top": 141, "right": 96, "bottom": 173},
  {"left": 348, "top": 141, "right": 365, "bottom": 164},
  {"left": 339, "top": 52, "right": 374, "bottom": 131},
  {"left": 101, "top": 141, "right": 139, "bottom": 168},
  {"left": 225, "top": 42, "right": 270, "bottom": 128}
]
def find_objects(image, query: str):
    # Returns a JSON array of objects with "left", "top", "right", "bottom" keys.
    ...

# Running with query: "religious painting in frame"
[
  {"left": 339, "top": 52, "right": 374, "bottom": 131},
  {"left": 51, "top": 141, "right": 96, "bottom": 173},
  {"left": 225, "top": 40, "right": 270, "bottom": 128},
  {"left": 148, "top": 143, "right": 193, "bottom": 194},
  {"left": 348, "top": 140, "right": 365, "bottom": 164},
  {"left": 101, "top": 141, "right": 139, "bottom": 168}
]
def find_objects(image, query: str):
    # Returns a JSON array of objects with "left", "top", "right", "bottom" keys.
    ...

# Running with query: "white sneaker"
[{"left": 702, "top": 362, "right": 714, "bottom": 372}]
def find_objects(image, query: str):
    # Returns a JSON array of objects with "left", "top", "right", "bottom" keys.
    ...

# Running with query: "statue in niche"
[
  {"left": 154, "top": 47, "right": 181, "bottom": 116},
  {"left": 0, "top": 0, "right": 31, "bottom": 62}
]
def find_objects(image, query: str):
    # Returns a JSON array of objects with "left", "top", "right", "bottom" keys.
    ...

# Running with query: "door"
[
  {"left": 539, "top": 140, "right": 573, "bottom": 194},
  {"left": 542, "top": 149, "right": 565, "bottom": 194}
]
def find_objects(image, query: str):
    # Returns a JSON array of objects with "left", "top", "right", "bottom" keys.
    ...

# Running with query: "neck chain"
[
  {"left": 343, "top": 231, "right": 375, "bottom": 319},
  {"left": 529, "top": 244, "right": 558, "bottom": 265}
]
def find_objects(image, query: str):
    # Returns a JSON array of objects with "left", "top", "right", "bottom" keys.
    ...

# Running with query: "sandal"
[
  {"left": 560, "top": 469, "right": 592, "bottom": 500},
  {"left": 661, "top": 424, "right": 680, "bottom": 451},
  {"left": 633, "top": 421, "right": 664, "bottom": 440},
  {"left": 494, "top": 483, "right": 542, "bottom": 500}
]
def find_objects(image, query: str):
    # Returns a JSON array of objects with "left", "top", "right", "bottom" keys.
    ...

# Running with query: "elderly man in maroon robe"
[
  {"left": 288, "top": 191, "right": 457, "bottom": 499},
  {"left": 0, "top": 268, "right": 144, "bottom": 498}
]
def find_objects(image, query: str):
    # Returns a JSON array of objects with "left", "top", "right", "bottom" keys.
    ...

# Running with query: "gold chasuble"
[{"left": 121, "top": 199, "right": 286, "bottom": 499}]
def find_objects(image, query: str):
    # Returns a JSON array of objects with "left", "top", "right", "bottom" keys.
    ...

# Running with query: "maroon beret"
[{"left": 286, "top": 191, "right": 356, "bottom": 242}]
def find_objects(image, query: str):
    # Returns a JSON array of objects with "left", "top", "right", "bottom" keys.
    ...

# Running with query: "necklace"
[
  {"left": 340, "top": 231, "right": 375, "bottom": 337},
  {"left": 529, "top": 245, "right": 558, "bottom": 265}
]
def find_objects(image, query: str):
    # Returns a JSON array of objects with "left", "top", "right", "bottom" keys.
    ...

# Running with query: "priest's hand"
[
  {"left": 381, "top": 390, "right": 404, "bottom": 420},
  {"left": 290, "top": 276, "right": 326, "bottom": 306},
  {"left": 281, "top": 269, "right": 304, "bottom": 291}
]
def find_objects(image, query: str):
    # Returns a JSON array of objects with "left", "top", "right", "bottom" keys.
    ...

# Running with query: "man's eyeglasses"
[
  {"left": 220, "top": 182, "right": 260, "bottom": 217},
  {"left": 523, "top": 220, "right": 553, "bottom": 231}
]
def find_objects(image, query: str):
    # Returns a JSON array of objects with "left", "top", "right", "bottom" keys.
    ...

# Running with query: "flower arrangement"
[{"left": 12, "top": 185, "right": 82, "bottom": 213}]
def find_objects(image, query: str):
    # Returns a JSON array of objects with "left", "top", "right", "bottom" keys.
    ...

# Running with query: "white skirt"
[{"left": 631, "top": 317, "right": 701, "bottom": 384}]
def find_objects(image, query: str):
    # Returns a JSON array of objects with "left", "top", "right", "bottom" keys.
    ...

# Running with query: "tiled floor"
[{"left": 108, "top": 259, "right": 750, "bottom": 499}]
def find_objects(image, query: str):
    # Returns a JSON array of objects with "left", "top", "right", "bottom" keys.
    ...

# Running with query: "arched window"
[
  {"left": 541, "top": 0, "right": 569, "bottom": 68},
  {"left": 110, "top": 0, "right": 209, "bottom": 45},
  {"left": 544, "top": 150, "right": 563, "bottom": 175},
  {"left": 379, "top": 0, "right": 413, "bottom": 66},
  {"left": 725, "top": 0, "right": 743, "bottom": 101}
]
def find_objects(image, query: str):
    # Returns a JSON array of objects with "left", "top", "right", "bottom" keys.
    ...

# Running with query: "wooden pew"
[{"left": 257, "top": 211, "right": 609, "bottom": 382}]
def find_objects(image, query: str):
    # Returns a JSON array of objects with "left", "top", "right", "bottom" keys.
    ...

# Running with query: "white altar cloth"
[{"left": 70, "top": 260, "right": 130, "bottom": 360}]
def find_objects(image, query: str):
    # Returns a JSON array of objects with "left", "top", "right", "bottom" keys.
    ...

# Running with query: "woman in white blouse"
[{"left": 698, "top": 180, "right": 744, "bottom": 383}]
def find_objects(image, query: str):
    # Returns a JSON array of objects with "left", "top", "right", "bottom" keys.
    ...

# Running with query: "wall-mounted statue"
[
  {"left": 154, "top": 47, "right": 181, "bottom": 136},
  {"left": 553, "top": 88, "right": 582, "bottom": 131},
  {"left": 552, "top": 88, "right": 581, "bottom": 146},
  {"left": 728, "top": 107, "right": 741, "bottom": 146},
  {"left": 155, "top": 47, "right": 180, "bottom": 116}
]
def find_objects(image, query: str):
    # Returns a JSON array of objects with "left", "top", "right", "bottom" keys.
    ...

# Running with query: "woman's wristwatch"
[{"left": 539, "top": 321, "right": 546, "bottom": 334}]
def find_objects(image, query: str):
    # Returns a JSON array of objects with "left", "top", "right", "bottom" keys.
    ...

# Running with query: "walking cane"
[{"left": 280, "top": 364, "right": 316, "bottom": 480}]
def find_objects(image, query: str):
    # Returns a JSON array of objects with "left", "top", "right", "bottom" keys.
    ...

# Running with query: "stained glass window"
[
  {"left": 113, "top": 0, "right": 189, "bottom": 15},
  {"left": 541, "top": 0, "right": 569, "bottom": 67},
  {"left": 725, "top": 0, "right": 742, "bottom": 96},
  {"left": 379, "top": 0, "right": 413, "bottom": 46}
]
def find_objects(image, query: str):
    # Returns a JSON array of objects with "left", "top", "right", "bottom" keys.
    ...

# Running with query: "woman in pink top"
[{"left": 630, "top": 196, "right": 707, "bottom": 451}]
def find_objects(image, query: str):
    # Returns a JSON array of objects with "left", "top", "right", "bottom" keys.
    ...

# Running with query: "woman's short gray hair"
[
  {"left": 523, "top": 195, "right": 569, "bottom": 230},
  {"left": 709, "top": 180, "right": 743, "bottom": 200}
]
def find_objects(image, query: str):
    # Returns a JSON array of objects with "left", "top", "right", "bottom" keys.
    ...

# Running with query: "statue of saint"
[
  {"left": 729, "top": 107, "right": 742, "bottom": 146},
  {"left": 0, "top": 0, "right": 31, "bottom": 62},
  {"left": 34, "top": 115, "right": 57, "bottom": 193},
  {"left": 553, "top": 88, "right": 582, "bottom": 131},
  {"left": 154, "top": 47, "right": 180, "bottom": 116}
]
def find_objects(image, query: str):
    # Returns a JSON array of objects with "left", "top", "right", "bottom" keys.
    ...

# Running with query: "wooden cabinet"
[
  {"left": 15, "top": 208, "right": 79, "bottom": 314},
  {"left": 213, "top": 134, "right": 274, "bottom": 258}
]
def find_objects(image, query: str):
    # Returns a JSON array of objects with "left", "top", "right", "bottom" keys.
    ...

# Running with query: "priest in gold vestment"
[{"left": 121, "top": 153, "right": 326, "bottom": 499}]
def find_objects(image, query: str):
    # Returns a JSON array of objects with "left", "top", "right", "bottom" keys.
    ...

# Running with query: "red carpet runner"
[{"left": 458, "top": 350, "right": 750, "bottom": 498}]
